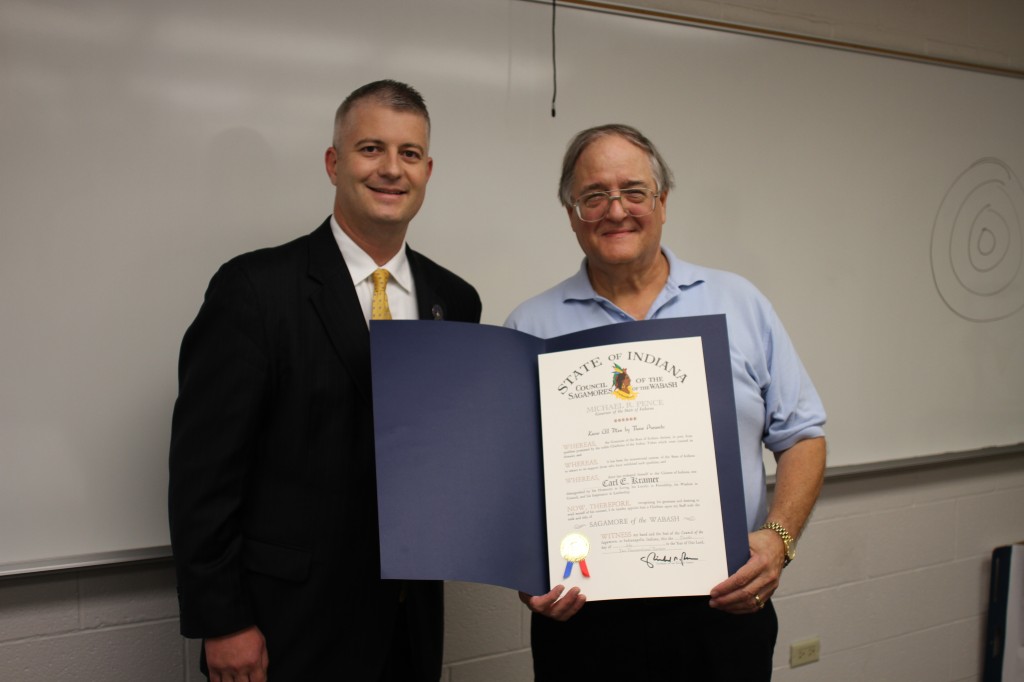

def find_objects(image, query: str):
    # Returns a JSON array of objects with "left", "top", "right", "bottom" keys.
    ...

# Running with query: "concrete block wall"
[
  {"left": 0, "top": 564, "right": 196, "bottom": 681},
  {"left": 438, "top": 454, "right": 1024, "bottom": 681},
  {"left": 768, "top": 454, "right": 1024, "bottom": 681},
  {"left": 7, "top": 454, "right": 1014, "bottom": 681}
]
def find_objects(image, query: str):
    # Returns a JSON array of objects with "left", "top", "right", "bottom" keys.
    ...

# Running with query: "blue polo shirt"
[{"left": 504, "top": 247, "right": 826, "bottom": 530}]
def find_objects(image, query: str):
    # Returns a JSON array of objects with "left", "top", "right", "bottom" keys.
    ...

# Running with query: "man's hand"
[
  {"left": 707, "top": 529, "right": 784, "bottom": 614},
  {"left": 205, "top": 625, "right": 269, "bottom": 682},
  {"left": 710, "top": 437, "right": 826, "bottom": 615},
  {"left": 518, "top": 584, "right": 586, "bottom": 622}
]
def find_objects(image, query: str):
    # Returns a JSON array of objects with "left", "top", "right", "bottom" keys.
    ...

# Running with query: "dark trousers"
[
  {"left": 200, "top": 591, "right": 440, "bottom": 681},
  {"left": 531, "top": 596, "right": 778, "bottom": 681},
  {"left": 379, "top": 600, "right": 421, "bottom": 682}
]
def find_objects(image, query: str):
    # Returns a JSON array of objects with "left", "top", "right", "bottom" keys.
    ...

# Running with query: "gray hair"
[
  {"left": 558, "top": 124, "right": 675, "bottom": 208},
  {"left": 333, "top": 79, "right": 430, "bottom": 146}
]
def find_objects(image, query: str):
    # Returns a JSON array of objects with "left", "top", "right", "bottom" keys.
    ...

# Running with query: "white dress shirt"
[{"left": 330, "top": 216, "right": 418, "bottom": 325}]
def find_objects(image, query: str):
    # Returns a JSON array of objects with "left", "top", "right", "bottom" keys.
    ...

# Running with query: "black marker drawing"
[{"left": 931, "top": 158, "right": 1024, "bottom": 322}]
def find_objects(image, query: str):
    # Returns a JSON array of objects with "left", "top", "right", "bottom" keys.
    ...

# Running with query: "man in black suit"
[{"left": 169, "top": 80, "right": 481, "bottom": 681}]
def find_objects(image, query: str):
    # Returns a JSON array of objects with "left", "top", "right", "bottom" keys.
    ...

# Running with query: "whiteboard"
[{"left": 1, "top": 0, "right": 1022, "bottom": 572}]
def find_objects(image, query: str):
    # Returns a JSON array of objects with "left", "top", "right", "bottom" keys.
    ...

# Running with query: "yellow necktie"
[{"left": 370, "top": 268, "right": 392, "bottom": 320}]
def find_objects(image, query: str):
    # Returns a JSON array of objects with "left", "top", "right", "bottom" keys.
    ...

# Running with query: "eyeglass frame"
[{"left": 570, "top": 187, "right": 662, "bottom": 222}]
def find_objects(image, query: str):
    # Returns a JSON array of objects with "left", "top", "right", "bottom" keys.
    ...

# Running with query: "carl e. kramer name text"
[{"left": 603, "top": 475, "right": 660, "bottom": 487}]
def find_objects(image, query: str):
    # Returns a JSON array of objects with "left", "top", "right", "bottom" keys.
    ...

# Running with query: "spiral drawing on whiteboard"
[{"left": 931, "top": 158, "right": 1024, "bottom": 322}]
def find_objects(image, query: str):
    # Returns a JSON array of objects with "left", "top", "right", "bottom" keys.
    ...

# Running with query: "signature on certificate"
[{"left": 639, "top": 550, "right": 699, "bottom": 568}]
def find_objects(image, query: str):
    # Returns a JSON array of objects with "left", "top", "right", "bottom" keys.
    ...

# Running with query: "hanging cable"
[{"left": 551, "top": 0, "right": 558, "bottom": 117}]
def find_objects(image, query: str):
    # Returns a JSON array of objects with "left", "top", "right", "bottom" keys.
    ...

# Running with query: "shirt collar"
[
  {"left": 663, "top": 246, "right": 706, "bottom": 290},
  {"left": 330, "top": 216, "right": 413, "bottom": 293},
  {"left": 562, "top": 246, "right": 706, "bottom": 303}
]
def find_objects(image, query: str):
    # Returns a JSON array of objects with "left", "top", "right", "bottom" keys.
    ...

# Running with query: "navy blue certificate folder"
[{"left": 370, "top": 316, "right": 748, "bottom": 596}]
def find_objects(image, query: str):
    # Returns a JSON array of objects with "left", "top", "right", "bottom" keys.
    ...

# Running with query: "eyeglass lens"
[{"left": 576, "top": 189, "right": 656, "bottom": 221}]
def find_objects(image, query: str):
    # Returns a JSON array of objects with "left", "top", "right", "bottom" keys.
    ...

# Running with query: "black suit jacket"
[{"left": 169, "top": 220, "right": 481, "bottom": 679}]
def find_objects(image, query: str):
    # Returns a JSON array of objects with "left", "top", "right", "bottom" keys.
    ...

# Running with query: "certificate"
[
  {"left": 370, "top": 316, "right": 748, "bottom": 599},
  {"left": 538, "top": 338, "right": 728, "bottom": 600}
]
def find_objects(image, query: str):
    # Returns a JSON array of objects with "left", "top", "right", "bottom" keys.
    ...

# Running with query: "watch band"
[{"left": 760, "top": 521, "right": 795, "bottom": 566}]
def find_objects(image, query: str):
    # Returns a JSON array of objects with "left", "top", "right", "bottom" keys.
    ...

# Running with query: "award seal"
[{"left": 560, "top": 532, "right": 591, "bottom": 579}]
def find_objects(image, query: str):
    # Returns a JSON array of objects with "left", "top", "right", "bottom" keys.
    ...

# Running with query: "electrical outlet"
[{"left": 790, "top": 637, "right": 820, "bottom": 667}]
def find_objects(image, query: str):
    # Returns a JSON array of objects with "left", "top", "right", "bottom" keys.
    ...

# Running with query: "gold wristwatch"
[{"left": 760, "top": 521, "right": 796, "bottom": 567}]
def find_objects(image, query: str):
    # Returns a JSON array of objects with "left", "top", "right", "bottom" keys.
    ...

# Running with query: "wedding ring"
[{"left": 753, "top": 594, "right": 765, "bottom": 609}]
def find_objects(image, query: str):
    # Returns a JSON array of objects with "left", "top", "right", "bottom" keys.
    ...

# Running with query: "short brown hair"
[{"left": 333, "top": 80, "right": 430, "bottom": 145}]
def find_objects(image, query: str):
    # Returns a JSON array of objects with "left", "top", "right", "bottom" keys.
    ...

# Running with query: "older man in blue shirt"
[{"left": 506, "top": 123, "right": 826, "bottom": 681}]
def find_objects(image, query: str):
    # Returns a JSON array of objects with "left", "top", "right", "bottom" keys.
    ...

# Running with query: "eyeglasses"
[{"left": 571, "top": 188, "right": 660, "bottom": 222}]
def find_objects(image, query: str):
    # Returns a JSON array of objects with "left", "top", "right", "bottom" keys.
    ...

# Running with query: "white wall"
[
  {"left": 2, "top": 1, "right": 1022, "bottom": 680},
  {"left": 630, "top": 0, "right": 1024, "bottom": 71},
  {"left": 5, "top": 0, "right": 1024, "bottom": 576}
]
